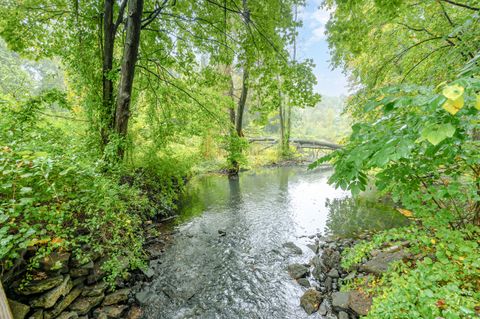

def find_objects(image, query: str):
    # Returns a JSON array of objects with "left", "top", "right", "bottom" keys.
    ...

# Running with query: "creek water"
[{"left": 141, "top": 167, "right": 407, "bottom": 319}]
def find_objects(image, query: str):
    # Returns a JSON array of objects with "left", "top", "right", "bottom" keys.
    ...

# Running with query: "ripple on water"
[{"left": 141, "top": 167, "right": 380, "bottom": 318}]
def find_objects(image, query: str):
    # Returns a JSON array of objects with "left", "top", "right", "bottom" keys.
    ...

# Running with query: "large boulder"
[
  {"left": 30, "top": 275, "right": 73, "bottom": 308},
  {"left": 360, "top": 249, "right": 409, "bottom": 275},
  {"left": 287, "top": 263, "right": 309, "bottom": 279},
  {"left": 300, "top": 289, "right": 323, "bottom": 315}
]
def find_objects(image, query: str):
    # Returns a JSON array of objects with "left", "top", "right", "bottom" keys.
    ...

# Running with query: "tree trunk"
[
  {"left": 101, "top": 0, "right": 115, "bottom": 146},
  {"left": 114, "top": 0, "right": 143, "bottom": 158},
  {"left": 235, "top": 66, "right": 249, "bottom": 137}
]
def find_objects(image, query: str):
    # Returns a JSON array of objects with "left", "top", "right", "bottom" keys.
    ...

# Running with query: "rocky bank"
[{"left": 290, "top": 235, "right": 410, "bottom": 318}]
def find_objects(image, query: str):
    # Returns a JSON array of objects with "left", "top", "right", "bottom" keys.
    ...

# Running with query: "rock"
[
  {"left": 282, "top": 242, "right": 303, "bottom": 255},
  {"left": 55, "top": 312, "right": 78, "bottom": 319},
  {"left": 30, "top": 309, "right": 44, "bottom": 319},
  {"left": 327, "top": 269, "right": 340, "bottom": 278},
  {"left": 218, "top": 230, "right": 226, "bottom": 236},
  {"left": 343, "top": 272, "right": 356, "bottom": 282},
  {"left": 94, "top": 305, "right": 128, "bottom": 318},
  {"left": 30, "top": 275, "right": 73, "bottom": 308},
  {"left": 307, "top": 244, "right": 319, "bottom": 254},
  {"left": 325, "top": 277, "right": 333, "bottom": 292},
  {"left": 300, "top": 289, "right": 323, "bottom": 315},
  {"left": 134, "top": 290, "right": 153, "bottom": 306},
  {"left": 70, "top": 268, "right": 89, "bottom": 278},
  {"left": 14, "top": 276, "right": 64, "bottom": 295},
  {"left": 338, "top": 311, "right": 349, "bottom": 319},
  {"left": 287, "top": 263, "right": 309, "bottom": 279},
  {"left": 103, "top": 288, "right": 130, "bottom": 306},
  {"left": 82, "top": 282, "right": 108, "bottom": 297},
  {"left": 40, "top": 252, "right": 71, "bottom": 272},
  {"left": 126, "top": 306, "right": 143, "bottom": 319},
  {"left": 44, "top": 286, "right": 83, "bottom": 319},
  {"left": 69, "top": 294, "right": 104, "bottom": 315},
  {"left": 296, "top": 278, "right": 310, "bottom": 288},
  {"left": 86, "top": 259, "right": 106, "bottom": 285},
  {"left": 141, "top": 267, "right": 155, "bottom": 279},
  {"left": 318, "top": 300, "right": 328, "bottom": 316},
  {"left": 360, "top": 249, "right": 409, "bottom": 275},
  {"left": 349, "top": 291, "right": 372, "bottom": 316},
  {"left": 332, "top": 292, "right": 350, "bottom": 311},
  {"left": 321, "top": 248, "right": 341, "bottom": 270},
  {"left": 8, "top": 299, "right": 30, "bottom": 319}
]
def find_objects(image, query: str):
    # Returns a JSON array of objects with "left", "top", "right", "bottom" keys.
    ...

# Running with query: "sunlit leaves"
[
  {"left": 420, "top": 123, "right": 455, "bottom": 146},
  {"left": 442, "top": 85, "right": 465, "bottom": 115}
]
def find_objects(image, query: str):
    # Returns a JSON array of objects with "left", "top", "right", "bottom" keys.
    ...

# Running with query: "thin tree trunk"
[
  {"left": 114, "top": 0, "right": 144, "bottom": 158},
  {"left": 101, "top": 0, "right": 115, "bottom": 146},
  {"left": 235, "top": 66, "right": 249, "bottom": 136}
]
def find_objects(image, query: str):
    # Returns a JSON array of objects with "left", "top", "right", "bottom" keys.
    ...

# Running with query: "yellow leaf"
[
  {"left": 443, "top": 96, "right": 464, "bottom": 115},
  {"left": 476, "top": 95, "right": 480, "bottom": 110},
  {"left": 397, "top": 208, "right": 413, "bottom": 217},
  {"left": 431, "top": 239, "right": 436, "bottom": 244},
  {"left": 442, "top": 84, "right": 464, "bottom": 100}
]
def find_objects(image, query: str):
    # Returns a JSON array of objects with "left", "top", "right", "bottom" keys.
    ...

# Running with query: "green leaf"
[{"left": 420, "top": 123, "right": 455, "bottom": 145}]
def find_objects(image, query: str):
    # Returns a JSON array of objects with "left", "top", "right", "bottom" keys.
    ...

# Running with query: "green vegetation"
[
  {"left": 0, "top": 0, "right": 323, "bottom": 284},
  {"left": 310, "top": 0, "right": 480, "bottom": 317}
]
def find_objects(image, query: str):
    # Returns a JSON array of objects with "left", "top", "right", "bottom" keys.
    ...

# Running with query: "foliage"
[
  {"left": 0, "top": 92, "right": 154, "bottom": 282},
  {"left": 341, "top": 225, "right": 480, "bottom": 319},
  {"left": 312, "top": 59, "right": 480, "bottom": 227}
]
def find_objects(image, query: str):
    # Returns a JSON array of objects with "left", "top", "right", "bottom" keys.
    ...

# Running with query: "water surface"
[{"left": 141, "top": 167, "right": 407, "bottom": 319}]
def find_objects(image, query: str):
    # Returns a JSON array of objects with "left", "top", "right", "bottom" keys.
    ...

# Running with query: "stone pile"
[
  {"left": 290, "top": 235, "right": 410, "bottom": 318},
  {"left": 4, "top": 251, "right": 142, "bottom": 319}
]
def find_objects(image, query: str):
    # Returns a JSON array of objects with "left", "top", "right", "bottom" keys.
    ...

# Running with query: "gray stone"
[
  {"left": 56, "top": 312, "right": 78, "bottom": 319},
  {"left": 14, "top": 276, "right": 64, "bottom": 295},
  {"left": 282, "top": 242, "right": 303, "bottom": 255},
  {"left": 103, "top": 288, "right": 130, "bottom": 306},
  {"left": 360, "top": 249, "right": 409, "bottom": 275},
  {"left": 94, "top": 305, "right": 128, "bottom": 318},
  {"left": 141, "top": 267, "right": 155, "bottom": 279},
  {"left": 338, "top": 311, "right": 349, "bottom": 319},
  {"left": 318, "top": 300, "right": 328, "bottom": 316},
  {"left": 8, "top": 299, "right": 30, "bottom": 319},
  {"left": 332, "top": 292, "right": 350, "bottom": 311},
  {"left": 325, "top": 277, "right": 333, "bottom": 292},
  {"left": 82, "top": 282, "right": 108, "bottom": 297},
  {"left": 321, "top": 248, "right": 341, "bottom": 270},
  {"left": 30, "top": 275, "right": 73, "bottom": 308},
  {"left": 307, "top": 244, "right": 318, "bottom": 254},
  {"left": 134, "top": 290, "right": 153, "bottom": 306},
  {"left": 69, "top": 294, "right": 104, "bottom": 315},
  {"left": 44, "top": 286, "right": 83, "bottom": 319},
  {"left": 349, "top": 291, "right": 372, "bottom": 316},
  {"left": 300, "top": 289, "right": 323, "bottom": 315},
  {"left": 296, "top": 278, "right": 310, "bottom": 288},
  {"left": 287, "top": 263, "right": 309, "bottom": 279},
  {"left": 327, "top": 269, "right": 340, "bottom": 278}
]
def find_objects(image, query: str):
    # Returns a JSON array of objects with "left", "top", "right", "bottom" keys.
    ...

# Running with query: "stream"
[{"left": 139, "top": 167, "right": 407, "bottom": 319}]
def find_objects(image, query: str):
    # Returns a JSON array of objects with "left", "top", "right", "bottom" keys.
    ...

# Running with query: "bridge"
[{"left": 248, "top": 137, "right": 342, "bottom": 151}]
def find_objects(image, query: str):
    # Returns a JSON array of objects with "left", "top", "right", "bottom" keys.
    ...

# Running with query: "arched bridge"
[{"left": 247, "top": 137, "right": 342, "bottom": 150}]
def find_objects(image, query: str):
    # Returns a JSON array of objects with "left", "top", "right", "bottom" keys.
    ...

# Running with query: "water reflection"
[
  {"left": 142, "top": 167, "right": 408, "bottom": 319},
  {"left": 325, "top": 197, "right": 410, "bottom": 237}
]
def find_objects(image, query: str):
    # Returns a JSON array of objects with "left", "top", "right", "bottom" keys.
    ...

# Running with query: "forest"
[{"left": 0, "top": 0, "right": 479, "bottom": 319}]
